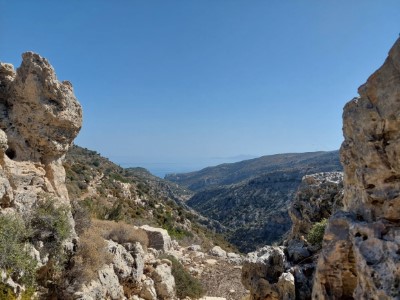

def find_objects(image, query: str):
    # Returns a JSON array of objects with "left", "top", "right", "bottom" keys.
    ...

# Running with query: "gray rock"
[
  {"left": 140, "top": 277, "right": 157, "bottom": 300},
  {"left": 140, "top": 225, "right": 172, "bottom": 252},
  {"left": 241, "top": 246, "right": 288, "bottom": 300},
  {"left": 209, "top": 246, "right": 227, "bottom": 258},
  {"left": 152, "top": 263, "right": 176, "bottom": 299}
]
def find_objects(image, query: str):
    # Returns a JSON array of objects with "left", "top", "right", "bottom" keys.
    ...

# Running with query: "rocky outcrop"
[
  {"left": 312, "top": 38, "right": 400, "bottom": 299},
  {"left": 241, "top": 172, "right": 343, "bottom": 300},
  {"left": 288, "top": 172, "right": 343, "bottom": 242},
  {"left": 241, "top": 246, "right": 295, "bottom": 300},
  {"left": 0, "top": 53, "right": 82, "bottom": 213},
  {"left": 140, "top": 225, "right": 172, "bottom": 252}
]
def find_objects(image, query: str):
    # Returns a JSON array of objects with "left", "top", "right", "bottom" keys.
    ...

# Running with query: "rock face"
[
  {"left": 140, "top": 225, "right": 172, "bottom": 252},
  {"left": 288, "top": 172, "right": 344, "bottom": 242},
  {"left": 241, "top": 172, "right": 344, "bottom": 300},
  {"left": 241, "top": 246, "right": 295, "bottom": 300},
  {"left": 0, "top": 53, "right": 82, "bottom": 212},
  {"left": 313, "top": 38, "right": 400, "bottom": 299}
]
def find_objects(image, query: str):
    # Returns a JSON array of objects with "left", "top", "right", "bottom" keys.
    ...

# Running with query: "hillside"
[
  {"left": 173, "top": 151, "right": 342, "bottom": 252},
  {"left": 166, "top": 150, "right": 341, "bottom": 191},
  {"left": 64, "top": 145, "right": 230, "bottom": 249}
]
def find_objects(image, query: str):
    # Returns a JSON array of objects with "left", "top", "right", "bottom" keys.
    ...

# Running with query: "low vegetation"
[
  {"left": 307, "top": 218, "right": 328, "bottom": 246},
  {"left": 68, "top": 229, "right": 112, "bottom": 284},
  {"left": 160, "top": 255, "right": 205, "bottom": 299},
  {"left": 0, "top": 214, "right": 36, "bottom": 289},
  {"left": 92, "top": 219, "right": 149, "bottom": 249}
]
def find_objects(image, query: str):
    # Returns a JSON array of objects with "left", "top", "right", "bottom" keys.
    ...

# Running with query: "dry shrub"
[
  {"left": 69, "top": 228, "right": 112, "bottom": 285},
  {"left": 92, "top": 219, "right": 149, "bottom": 249}
]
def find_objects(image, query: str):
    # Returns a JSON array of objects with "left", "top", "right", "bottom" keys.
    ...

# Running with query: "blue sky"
[{"left": 1, "top": 1, "right": 400, "bottom": 175}]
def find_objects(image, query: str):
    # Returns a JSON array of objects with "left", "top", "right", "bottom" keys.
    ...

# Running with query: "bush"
[
  {"left": 307, "top": 218, "right": 328, "bottom": 246},
  {"left": 0, "top": 214, "right": 37, "bottom": 288},
  {"left": 92, "top": 219, "right": 149, "bottom": 249},
  {"left": 71, "top": 200, "right": 92, "bottom": 235},
  {"left": 69, "top": 228, "right": 112, "bottom": 285},
  {"left": 161, "top": 255, "right": 205, "bottom": 299},
  {"left": 31, "top": 197, "right": 72, "bottom": 259}
]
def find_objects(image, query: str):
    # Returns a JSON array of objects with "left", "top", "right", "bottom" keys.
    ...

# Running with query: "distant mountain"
[
  {"left": 167, "top": 151, "right": 342, "bottom": 252},
  {"left": 165, "top": 151, "right": 341, "bottom": 191}
]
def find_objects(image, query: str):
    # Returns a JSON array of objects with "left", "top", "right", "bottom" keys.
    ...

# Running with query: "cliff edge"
[{"left": 313, "top": 38, "right": 400, "bottom": 299}]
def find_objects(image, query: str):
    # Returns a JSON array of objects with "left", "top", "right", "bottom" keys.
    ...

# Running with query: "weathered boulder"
[
  {"left": 75, "top": 265, "right": 125, "bottom": 300},
  {"left": 140, "top": 225, "right": 172, "bottom": 252},
  {"left": 241, "top": 246, "right": 291, "bottom": 300},
  {"left": 152, "top": 263, "right": 176, "bottom": 299},
  {"left": 209, "top": 245, "right": 227, "bottom": 258},
  {"left": 140, "top": 277, "right": 157, "bottom": 300},
  {"left": 107, "top": 240, "right": 144, "bottom": 282},
  {"left": 313, "top": 38, "right": 400, "bottom": 299}
]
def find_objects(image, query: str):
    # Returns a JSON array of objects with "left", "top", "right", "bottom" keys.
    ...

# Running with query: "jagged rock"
[
  {"left": 140, "top": 225, "right": 172, "bottom": 252},
  {"left": 76, "top": 265, "right": 125, "bottom": 300},
  {"left": 227, "top": 252, "right": 242, "bottom": 264},
  {"left": 188, "top": 244, "right": 202, "bottom": 251},
  {"left": 151, "top": 263, "right": 176, "bottom": 300},
  {"left": 313, "top": 38, "right": 400, "bottom": 299},
  {"left": 288, "top": 172, "right": 343, "bottom": 241},
  {"left": 139, "top": 277, "right": 157, "bottom": 300},
  {"left": 209, "top": 246, "right": 227, "bottom": 258},
  {"left": 277, "top": 272, "right": 295, "bottom": 300},
  {"left": 241, "top": 246, "right": 289, "bottom": 300},
  {"left": 0, "top": 53, "right": 82, "bottom": 213},
  {"left": 0, "top": 129, "right": 7, "bottom": 155},
  {"left": 107, "top": 240, "right": 144, "bottom": 282},
  {"left": 2, "top": 52, "right": 82, "bottom": 163},
  {"left": 240, "top": 172, "right": 344, "bottom": 300}
]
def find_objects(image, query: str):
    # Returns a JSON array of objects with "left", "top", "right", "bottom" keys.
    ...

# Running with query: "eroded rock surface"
[
  {"left": 313, "top": 38, "right": 400, "bottom": 299},
  {"left": 0, "top": 53, "right": 82, "bottom": 212},
  {"left": 241, "top": 172, "right": 344, "bottom": 300}
]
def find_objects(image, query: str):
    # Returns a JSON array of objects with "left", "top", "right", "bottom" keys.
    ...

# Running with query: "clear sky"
[{"left": 1, "top": 1, "right": 400, "bottom": 176}]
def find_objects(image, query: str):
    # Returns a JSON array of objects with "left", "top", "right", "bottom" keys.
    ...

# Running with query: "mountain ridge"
[{"left": 166, "top": 150, "right": 341, "bottom": 192}]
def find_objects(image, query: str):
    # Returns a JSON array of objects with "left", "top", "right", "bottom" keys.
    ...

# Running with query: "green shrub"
[
  {"left": 307, "top": 218, "right": 328, "bottom": 246},
  {"left": 31, "top": 198, "right": 72, "bottom": 258},
  {"left": 0, "top": 214, "right": 37, "bottom": 288},
  {"left": 161, "top": 255, "right": 205, "bottom": 299},
  {"left": 30, "top": 197, "right": 73, "bottom": 288}
]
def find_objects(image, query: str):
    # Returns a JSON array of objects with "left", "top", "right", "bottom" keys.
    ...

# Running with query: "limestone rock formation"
[
  {"left": 141, "top": 225, "right": 172, "bottom": 252},
  {"left": 313, "top": 38, "right": 400, "bottom": 299},
  {"left": 241, "top": 172, "right": 344, "bottom": 300},
  {"left": 241, "top": 246, "right": 294, "bottom": 300},
  {"left": 0, "top": 53, "right": 82, "bottom": 213}
]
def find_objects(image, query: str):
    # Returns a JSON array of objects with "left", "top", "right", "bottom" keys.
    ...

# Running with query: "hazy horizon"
[{"left": 1, "top": 1, "right": 400, "bottom": 167}]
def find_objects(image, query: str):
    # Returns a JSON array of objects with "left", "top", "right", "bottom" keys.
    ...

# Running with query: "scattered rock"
[
  {"left": 140, "top": 225, "right": 172, "bottom": 252},
  {"left": 241, "top": 246, "right": 288, "bottom": 300},
  {"left": 209, "top": 246, "right": 227, "bottom": 258},
  {"left": 139, "top": 277, "right": 157, "bottom": 300},
  {"left": 188, "top": 244, "right": 201, "bottom": 251},
  {"left": 151, "top": 263, "right": 176, "bottom": 299}
]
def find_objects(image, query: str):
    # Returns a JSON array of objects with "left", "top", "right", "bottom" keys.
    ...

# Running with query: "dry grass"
[
  {"left": 69, "top": 228, "right": 112, "bottom": 285},
  {"left": 92, "top": 219, "right": 149, "bottom": 249}
]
